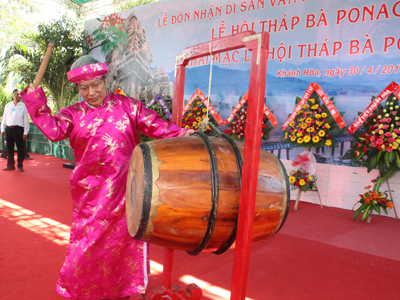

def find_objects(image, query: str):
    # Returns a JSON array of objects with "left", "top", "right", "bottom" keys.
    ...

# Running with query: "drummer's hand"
[
  {"left": 184, "top": 129, "right": 195, "bottom": 136},
  {"left": 26, "top": 83, "right": 40, "bottom": 94}
]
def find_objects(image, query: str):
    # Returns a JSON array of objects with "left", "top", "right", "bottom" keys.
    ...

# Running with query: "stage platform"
[{"left": 0, "top": 153, "right": 399, "bottom": 300}]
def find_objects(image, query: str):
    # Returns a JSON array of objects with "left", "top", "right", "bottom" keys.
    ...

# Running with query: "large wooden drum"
[{"left": 126, "top": 133, "right": 289, "bottom": 255}]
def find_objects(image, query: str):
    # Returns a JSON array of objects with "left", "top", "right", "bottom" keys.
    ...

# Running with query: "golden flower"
[
  {"left": 299, "top": 179, "right": 306, "bottom": 186},
  {"left": 197, "top": 102, "right": 201, "bottom": 105},
  {"left": 285, "top": 132, "right": 288, "bottom": 138},
  {"left": 317, "top": 122, "right": 323, "bottom": 127},
  {"left": 308, "top": 175, "right": 312, "bottom": 180},
  {"left": 201, "top": 115, "right": 206, "bottom": 119},
  {"left": 379, "top": 130, "right": 384, "bottom": 135},
  {"left": 325, "top": 123, "right": 331, "bottom": 129},
  {"left": 301, "top": 123, "right": 307, "bottom": 129},
  {"left": 306, "top": 118, "right": 312, "bottom": 123},
  {"left": 196, "top": 117, "right": 201, "bottom": 122},
  {"left": 325, "top": 139, "right": 332, "bottom": 146},
  {"left": 290, "top": 122, "right": 295, "bottom": 127},
  {"left": 304, "top": 135, "right": 311, "bottom": 143},
  {"left": 313, "top": 136, "right": 320, "bottom": 143},
  {"left": 302, "top": 104, "right": 309, "bottom": 109},
  {"left": 297, "top": 138, "right": 304, "bottom": 144},
  {"left": 315, "top": 114, "right": 322, "bottom": 119},
  {"left": 185, "top": 125, "right": 189, "bottom": 128},
  {"left": 309, "top": 98, "right": 315, "bottom": 104},
  {"left": 291, "top": 136, "right": 297, "bottom": 141},
  {"left": 193, "top": 121, "right": 197, "bottom": 126},
  {"left": 321, "top": 112, "right": 327, "bottom": 118},
  {"left": 188, "top": 113, "right": 193, "bottom": 117},
  {"left": 289, "top": 176, "right": 295, "bottom": 183},
  {"left": 311, "top": 104, "right": 319, "bottom": 110},
  {"left": 202, "top": 108, "right": 207, "bottom": 113},
  {"left": 296, "top": 132, "right": 303, "bottom": 137},
  {"left": 297, "top": 111, "right": 303, "bottom": 115},
  {"left": 318, "top": 130, "right": 326, "bottom": 137},
  {"left": 307, "top": 127, "right": 314, "bottom": 133}
]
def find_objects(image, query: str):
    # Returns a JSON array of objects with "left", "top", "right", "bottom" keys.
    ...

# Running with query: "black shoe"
[
  {"left": 3, "top": 167, "right": 15, "bottom": 171},
  {"left": 18, "top": 168, "right": 24, "bottom": 172}
]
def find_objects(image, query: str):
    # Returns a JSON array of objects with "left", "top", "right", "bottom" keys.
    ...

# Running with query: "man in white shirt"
[{"left": 1, "top": 89, "right": 30, "bottom": 172}]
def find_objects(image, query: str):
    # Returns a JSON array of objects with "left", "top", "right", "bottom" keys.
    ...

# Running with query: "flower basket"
[
  {"left": 289, "top": 167, "right": 317, "bottom": 193},
  {"left": 353, "top": 181, "right": 395, "bottom": 223},
  {"left": 282, "top": 91, "right": 346, "bottom": 150}
]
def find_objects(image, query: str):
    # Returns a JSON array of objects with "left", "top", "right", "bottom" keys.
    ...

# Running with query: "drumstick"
[{"left": 34, "top": 41, "right": 55, "bottom": 88}]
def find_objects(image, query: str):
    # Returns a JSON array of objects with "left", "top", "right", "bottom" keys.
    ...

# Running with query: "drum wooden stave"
[{"left": 126, "top": 133, "right": 289, "bottom": 255}]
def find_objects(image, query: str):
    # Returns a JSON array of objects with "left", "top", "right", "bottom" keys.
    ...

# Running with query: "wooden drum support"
[{"left": 126, "top": 133, "right": 289, "bottom": 255}]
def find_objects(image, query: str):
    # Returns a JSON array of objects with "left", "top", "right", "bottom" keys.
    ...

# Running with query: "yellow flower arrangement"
[
  {"left": 283, "top": 91, "right": 345, "bottom": 149},
  {"left": 289, "top": 167, "right": 318, "bottom": 192}
]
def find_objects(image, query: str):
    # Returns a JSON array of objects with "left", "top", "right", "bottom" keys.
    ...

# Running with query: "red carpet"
[{"left": 1, "top": 153, "right": 399, "bottom": 300}]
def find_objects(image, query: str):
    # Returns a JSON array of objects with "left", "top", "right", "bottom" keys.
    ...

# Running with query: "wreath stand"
[
  {"left": 137, "top": 31, "right": 270, "bottom": 300},
  {"left": 294, "top": 185, "right": 323, "bottom": 211}
]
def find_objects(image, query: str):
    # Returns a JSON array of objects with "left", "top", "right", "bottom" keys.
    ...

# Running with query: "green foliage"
[
  {"left": 0, "top": 0, "right": 40, "bottom": 53},
  {"left": 112, "top": 0, "right": 158, "bottom": 12},
  {"left": 282, "top": 91, "right": 346, "bottom": 150},
  {"left": 1, "top": 15, "right": 85, "bottom": 112},
  {"left": 0, "top": 86, "right": 10, "bottom": 117}
]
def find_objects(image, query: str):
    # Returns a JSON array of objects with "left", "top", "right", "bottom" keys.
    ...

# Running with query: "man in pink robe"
[{"left": 21, "top": 56, "right": 191, "bottom": 300}]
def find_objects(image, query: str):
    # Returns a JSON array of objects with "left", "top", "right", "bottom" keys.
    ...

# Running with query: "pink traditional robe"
[{"left": 21, "top": 87, "right": 186, "bottom": 300}]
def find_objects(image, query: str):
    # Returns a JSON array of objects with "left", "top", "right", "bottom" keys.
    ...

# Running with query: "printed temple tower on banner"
[{"left": 105, "top": 13, "right": 173, "bottom": 104}]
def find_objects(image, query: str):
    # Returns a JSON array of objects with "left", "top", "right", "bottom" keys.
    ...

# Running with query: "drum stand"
[{"left": 138, "top": 31, "right": 270, "bottom": 300}]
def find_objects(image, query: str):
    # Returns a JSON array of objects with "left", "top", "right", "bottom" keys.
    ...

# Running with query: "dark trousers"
[
  {"left": 1, "top": 140, "right": 30, "bottom": 159},
  {"left": 5, "top": 126, "right": 24, "bottom": 169}
]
